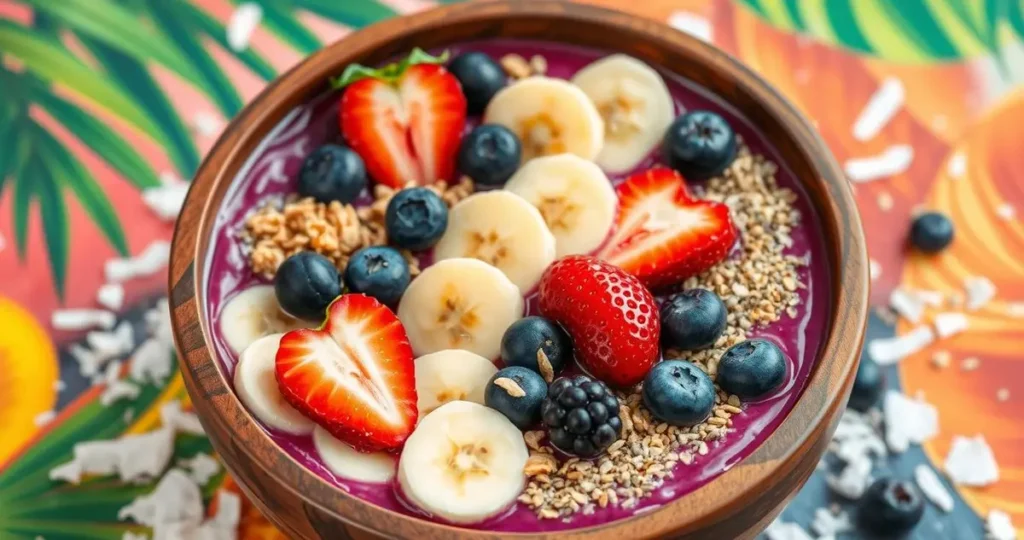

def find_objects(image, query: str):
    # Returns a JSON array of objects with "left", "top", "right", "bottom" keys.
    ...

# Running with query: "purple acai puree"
[{"left": 203, "top": 39, "right": 832, "bottom": 532}]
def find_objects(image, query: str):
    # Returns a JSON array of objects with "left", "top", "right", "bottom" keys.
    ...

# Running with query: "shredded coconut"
[
  {"left": 884, "top": 391, "right": 938, "bottom": 452},
  {"left": 119, "top": 468, "right": 204, "bottom": 527},
  {"left": 965, "top": 276, "right": 997, "bottom": 311},
  {"left": 868, "top": 325, "right": 935, "bottom": 364},
  {"left": 826, "top": 455, "right": 873, "bottom": 499},
  {"left": 142, "top": 182, "right": 189, "bottom": 222},
  {"left": 34, "top": 410, "right": 56, "bottom": 426},
  {"left": 161, "top": 401, "right": 206, "bottom": 436},
  {"left": 934, "top": 312, "right": 969, "bottom": 338},
  {"left": 97, "top": 283, "right": 125, "bottom": 311},
  {"left": 889, "top": 288, "right": 925, "bottom": 323},
  {"left": 130, "top": 338, "right": 174, "bottom": 385},
  {"left": 914, "top": 464, "right": 954, "bottom": 512},
  {"left": 869, "top": 259, "right": 881, "bottom": 281},
  {"left": 226, "top": 3, "right": 262, "bottom": 51},
  {"left": 947, "top": 151, "right": 967, "bottom": 178},
  {"left": 106, "top": 241, "right": 171, "bottom": 283},
  {"left": 181, "top": 452, "right": 221, "bottom": 485},
  {"left": 811, "top": 507, "right": 853, "bottom": 537},
  {"left": 986, "top": 509, "right": 1017, "bottom": 540},
  {"left": 193, "top": 112, "right": 224, "bottom": 138},
  {"left": 853, "top": 77, "right": 904, "bottom": 141},
  {"left": 52, "top": 309, "right": 116, "bottom": 331},
  {"left": 50, "top": 427, "right": 175, "bottom": 484},
  {"left": 845, "top": 145, "right": 914, "bottom": 183},
  {"left": 764, "top": 518, "right": 814, "bottom": 540},
  {"left": 996, "top": 204, "right": 1016, "bottom": 221},
  {"left": 945, "top": 435, "right": 999, "bottom": 487}
]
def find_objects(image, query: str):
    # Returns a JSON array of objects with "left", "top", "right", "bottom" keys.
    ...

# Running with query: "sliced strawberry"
[
  {"left": 275, "top": 294, "right": 417, "bottom": 452},
  {"left": 597, "top": 167, "right": 737, "bottom": 290},
  {"left": 338, "top": 51, "right": 466, "bottom": 189}
]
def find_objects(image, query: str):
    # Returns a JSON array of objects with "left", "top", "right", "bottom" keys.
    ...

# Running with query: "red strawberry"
[
  {"left": 538, "top": 256, "right": 660, "bottom": 388},
  {"left": 339, "top": 58, "right": 466, "bottom": 189},
  {"left": 597, "top": 167, "right": 736, "bottom": 290},
  {"left": 275, "top": 294, "right": 417, "bottom": 452}
]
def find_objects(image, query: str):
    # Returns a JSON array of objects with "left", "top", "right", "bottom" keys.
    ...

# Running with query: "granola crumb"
[
  {"left": 500, "top": 53, "right": 533, "bottom": 79},
  {"left": 931, "top": 350, "right": 951, "bottom": 369}
]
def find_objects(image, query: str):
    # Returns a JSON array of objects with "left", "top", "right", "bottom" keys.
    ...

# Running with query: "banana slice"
[
  {"left": 483, "top": 76, "right": 604, "bottom": 163},
  {"left": 219, "top": 285, "right": 307, "bottom": 355},
  {"left": 415, "top": 349, "right": 498, "bottom": 417},
  {"left": 571, "top": 54, "right": 674, "bottom": 174},
  {"left": 234, "top": 333, "right": 315, "bottom": 435},
  {"left": 313, "top": 426, "right": 396, "bottom": 483},
  {"left": 398, "top": 401, "right": 528, "bottom": 523},
  {"left": 505, "top": 154, "right": 617, "bottom": 256},
  {"left": 397, "top": 258, "right": 524, "bottom": 360},
  {"left": 433, "top": 191, "right": 556, "bottom": 292}
]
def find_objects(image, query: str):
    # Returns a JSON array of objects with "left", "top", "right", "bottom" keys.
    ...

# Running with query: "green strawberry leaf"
[{"left": 330, "top": 47, "right": 450, "bottom": 89}]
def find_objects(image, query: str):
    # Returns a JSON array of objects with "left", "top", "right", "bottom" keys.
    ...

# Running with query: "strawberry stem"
[{"left": 331, "top": 47, "right": 450, "bottom": 89}]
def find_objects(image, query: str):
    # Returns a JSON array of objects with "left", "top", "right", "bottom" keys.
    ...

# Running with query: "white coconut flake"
[
  {"left": 130, "top": 338, "right": 173, "bottom": 385},
  {"left": 667, "top": 11, "right": 712, "bottom": 42},
  {"left": 96, "top": 283, "right": 126, "bottom": 311},
  {"left": 86, "top": 320, "right": 134, "bottom": 364},
  {"left": 764, "top": 518, "right": 814, "bottom": 540},
  {"left": 181, "top": 452, "right": 221, "bottom": 485},
  {"left": 914, "top": 289, "right": 946, "bottom": 307},
  {"left": 106, "top": 241, "right": 171, "bottom": 283},
  {"left": 101, "top": 379, "right": 140, "bottom": 406},
  {"left": 161, "top": 401, "right": 206, "bottom": 436},
  {"left": 142, "top": 182, "right": 189, "bottom": 222},
  {"left": 884, "top": 391, "right": 939, "bottom": 452},
  {"left": 853, "top": 77, "right": 905, "bottom": 141},
  {"left": 193, "top": 111, "right": 224, "bottom": 138},
  {"left": 945, "top": 435, "right": 1000, "bottom": 487},
  {"left": 845, "top": 145, "right": 914, "bottom": 183},
  {"left": 52, "top": 309, "right": 116, "bottom": 331},
  {"left": 869, "top": 259, "right": 882, "bottom": 281},
  {"left": 947, "top": 151, "right": 967, "bottom": 178},
  {"left": 965, "top": 276, "right": 997, "bottom": 311},
  {"left": 34, "top": 410, "right": 56, "bottom": 426},
  {"left": 868, "top": 325, "right": 935, "bottom": 364},
  {"left": 53, "top": 379, "right": 66, "bottom": 392},
  {"left": 890, "top": 288, "right": 925, "bottom": 323},
  {"left": 996, "top": 204, "right": 1016, "bottom": 221},
  {"left": 147, "top": 298, "right": 174, "bottom": 344},
  {"left": 811, "top": 507, "right": 853, "bottom": 537},
  {"left": 227, "top": 3, "right": 262, "bottom": 52},
  {"left": 914, "top": 464, "right": 954, "bottom": 512},
  {"left": 986, "top": 509, "right": 1017, "bottom": 540},
  {"left": 119, "top": 468, "right": 204, "bottom": 527},
  {"left": 831, "top": 410, "right": 888, "bottom": 464},
  {"left": 826, "top": 455, "right": 873, "bottom": 499},
  {"left": 211, "top": 490, "right": 241, "bottom": 528},
  {"left": 934, "top": 312, "right": 969, "bottom": 338}
]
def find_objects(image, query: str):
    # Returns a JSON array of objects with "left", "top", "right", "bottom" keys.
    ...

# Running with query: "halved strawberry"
[
  {"left": 338, "top": 50, "right": 466, "bottom": 189},
  {"left": 597, "top": 167, "right": 737, "bottom": 290},
  {"left": 275, "top": 294, "right": 417, "bottom": 452}
]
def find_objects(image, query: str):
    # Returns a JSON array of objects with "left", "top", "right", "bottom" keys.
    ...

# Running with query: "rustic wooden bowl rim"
[{"left": 169, "top": 1, "right": 869, "bottom": 538}]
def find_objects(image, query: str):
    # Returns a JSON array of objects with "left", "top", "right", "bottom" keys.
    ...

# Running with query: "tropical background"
[{"left": 0, "top": 0, "right": 1021, "bottom": 538}]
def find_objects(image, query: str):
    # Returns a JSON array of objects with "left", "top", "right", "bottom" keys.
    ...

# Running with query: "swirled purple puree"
[{"left": 203, "top": 40, "right": 832, "bottom": 532}]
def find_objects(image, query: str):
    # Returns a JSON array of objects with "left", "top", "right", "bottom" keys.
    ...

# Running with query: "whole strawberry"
[{"left": 538, "top": 256, "right": 660, "bottom": 388}]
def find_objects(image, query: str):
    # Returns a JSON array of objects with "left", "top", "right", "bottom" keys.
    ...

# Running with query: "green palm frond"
[
  {"left": 239, "top": 0, "right": 324, "bottom": 55},
  {"left": 293, "top": 0, "right": 397, "bottom": 28},
  {"left": 175, "top": 1, "right": 277, "bottom": 81}
]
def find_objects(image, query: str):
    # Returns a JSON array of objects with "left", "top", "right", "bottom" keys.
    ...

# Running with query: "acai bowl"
[{"left": 168, "top": 2, "right": 869, "bottom": 539}]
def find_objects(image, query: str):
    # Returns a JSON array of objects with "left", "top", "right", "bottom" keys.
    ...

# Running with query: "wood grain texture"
[{"left": 168, "top": 1, "right": 869, "bottom": 538}]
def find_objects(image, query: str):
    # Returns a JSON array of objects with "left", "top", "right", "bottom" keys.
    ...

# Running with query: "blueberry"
[
  {"left": 660, "top": 289, "right": 727, "bottom": 351},
  {"left": 343, "top": 246, "right": 410, "bottom": 307},
  {"left": 848, "top": 356, "right": 885, "bottom": 412},
  {"left": 296, "top": 144, "right": 367, "bottom": 204},
  {"left": 457, "top": 125, "right": 522, "bottom": 186},
  {"left": 858, "top": 478, "right": 924, "bottom": 537},
  {"left": 500, "top": 316, "right": 572, "bottom": 378},
  {"left": 447, "top": 52, "right": 506, "bottom": 115},
  {"left": 541, "top": 375, "right": 622, "bottom": 457},
  {"left": 384, "top": 188, "right": 448, "bottom": 251},
  {"left": 663, "top": 110, "right": 737, "bottom": 180},
  {"left": 484, "top": 366, "right": 547, "bottom": 430},
  {"left": 274, "top": 252, "right": 342, "bottom": 320},
  {"left": 716, "top": 339, "right": 787, "bottom": 399},
  {"left": 642, "top": 360, "right": 715, "bottom": 426},
  {"left": 909, "top": 211, "right": 954, "bottom": 253}
]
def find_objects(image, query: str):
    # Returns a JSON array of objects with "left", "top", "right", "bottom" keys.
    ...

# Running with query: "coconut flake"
[
  {"left": 869, "top": 259, "right": 882, "bottom": 281},
  {"left": 826, "top": 455, "right": 873, "bottom": 499},
  {"left": 147, "top": 298, "right": 174, "bottom": 343},
  {"left": 947, "top": 151, "right": 967, "bottom": 178},
  {"left": 811, "top": 507, "right": 853, "bottom": 537},
  {"left": 52, "top": 309, "right": 116, "bottom": 331},
  {"left": 934, "top": 312, "right": 969, "bottom": 338},
  {"left": 95, "top": 283, "right": 126, "bottom": 311},
  {"left": 34, "top": 410, "right": 56, "bottom": 426},
  {"left": 996, "top": 204, "right": 1016, "bottom": 221},
  {"left": 227, "top": 3, "right": 262, "bottom": 52},
  {"left": 889, "top": 288, "right": 925, "bottom": 323},
  {"left": 193, "top": 111, "right": 224, "bottom": 138},
  {"left": 210, "top": 490, "right": 241, "bottom": 528},
  {"left": 915, "top": 464, "right": 955, "bottom": 512},
  {"left": 945, "top": 435, "right": 1000, "bottom": 487},
  {"left": 50, "top": 426, "right": 175, "bottom": 484},
  {"left": 884, "top": 391, "right": 938, "bottom": 452},
  {"left": 986, "top": 509, "right": 1017, "bottom": 540},
  {"left": 101, "top": 379, "right": 140, "bottom": 406},
  {"left": 69, "top": 343, "right": 102, "bottom": 378},
  {"left": 161, "top": 401, "right": 206, "bottom": 436},
  {"left": 914, "top": 289, "right": 946, "bottom": 307},
  {"left": 119, "top": 468, "right": 204, "bottom": 527},
  {"left": 130, "top": 338, "right": 173, "bottom": 385},
  {"left": 53, "top": 379, "right": 66, "bottom": 392},
  {"left": 853, "top": 77, "right": 905, "bottom": 141},
  {"left": 142, "top": 182, "right": 189, "bottom": 222},
  {"left": 181, "top": 452, "right": 221, "bottom": 485},
  {"left": 965, "top": 276, "right": 997, "bottom": 311},
  {"left": 106, "top": 241, "right": 171, "bottom": 283},
  {"left": 845, "top": 145, "right": 914, "bottom": 183},
  {"left": 667, "top": 11, "right": 712, "bottom": 42},
  {"left": 86, "top": 320, "right": 134, "bottom": 364},
  {"left": 830, "top": 410, "right": 888, "bottom": 464},
  {"left": 868, "top": 325, "right": 934, "bottom": 364},
  {"left": 764, "top": 518, "right": 814, "bottom": 540}
]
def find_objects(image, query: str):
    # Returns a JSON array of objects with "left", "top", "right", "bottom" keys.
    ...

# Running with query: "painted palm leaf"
[{"left": 738, "top": 0, "right": 1023, "bottom": 63}]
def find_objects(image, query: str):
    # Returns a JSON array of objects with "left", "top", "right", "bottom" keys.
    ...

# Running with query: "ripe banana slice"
[
  {"left": 415, "top": 349, "right": 498, "bottom": 417},
  {"left": 234, "top": 333, "right": 315, "bottom": 435},
  {"left": 505, "top": 154, "right": 617, "bottom": 256},
  {"left": 398, "top": 401, "right": 528, "bottom": 523},
  {"left": 219, "top": 285, "right": 307, "bottom": 355},
  {"left": 433, "top": 191, "right": 556, "bottom": 292},
  {"left": 397, "top": 258, "right": 524, "bottom": 360},
  {"left": 313, "top": 426, "right": 396, "bottom": 483},
  {"left": 483, "top": 76, "right": 604, "bottom": 163},
  {"left": 571, "top": 54, "right": 674, "bottom": 174}
]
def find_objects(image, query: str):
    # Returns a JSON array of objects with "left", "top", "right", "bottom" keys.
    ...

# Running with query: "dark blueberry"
[
  {"left": 848, "top": 356, "right": 885, "bottom": 412},
  {"left": 663, "top": 110, "right": 737, "bottom": 180},
  {"left": 384, "top": 187, "right": 448, "bottom": 251},
  {"left": 716, "top": 339, "right": 788, "bottom": 399},
  {"left": 274, "top": 252, "right": 342, "bottom": 320},
  {"left": 541, "top": 375, "right": 622, "bottom": 458},
  {"left": 642, "top": 360, "right": 716, "bottom": 426},
  {"left": 858, "top": 478, "right": 925, "bottom": 537},
  {"left": 343, "top": 246, "right": 410, "bottom": 307},
  {"left": 500, "top": 316, "right": 572, "bottom": 378},
  {"left": 296, "top": 144, "right": 367, "bottom": 204},
  {"left": 485, "top": 366, "right": 548, "bottom": 430},
  {"left": 660, "top": 289, "right": 728, "bottom": 351},
  {"left": 447, "top": 52, "right": 506, "bottom": 115},
  {"left": 909, "top": 211, "right": 954, "bottom": 253},
  {"left": 457, "top": 125, "right": 522, "bottom": 186}
]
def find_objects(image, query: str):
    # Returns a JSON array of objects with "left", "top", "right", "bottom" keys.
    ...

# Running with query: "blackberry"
[{"left": 540, "top": 375, "right": 622, "bottom": 458}]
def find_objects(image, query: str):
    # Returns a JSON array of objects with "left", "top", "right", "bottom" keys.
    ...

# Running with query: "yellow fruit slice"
[{"left": 0, "top": 297, "right": 59, "bottom": 466}]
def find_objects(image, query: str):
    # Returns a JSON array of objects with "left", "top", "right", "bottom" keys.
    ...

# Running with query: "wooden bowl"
[{"left": 169, "top": 1, "right": 869, "bottom": 538}]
